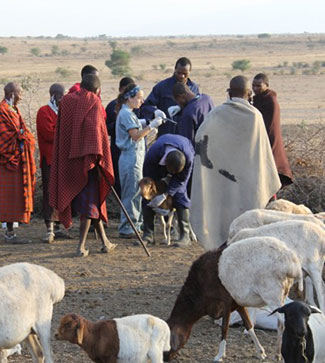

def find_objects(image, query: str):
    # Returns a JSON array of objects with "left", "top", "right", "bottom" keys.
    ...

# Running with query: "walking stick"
[{"left": 100, "top": 169, "right": 151, "bottom": 257}]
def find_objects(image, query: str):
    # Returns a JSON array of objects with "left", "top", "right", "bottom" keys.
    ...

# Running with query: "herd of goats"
[{"left": 1, "top": 198, "right": 325, "bottom": 363}]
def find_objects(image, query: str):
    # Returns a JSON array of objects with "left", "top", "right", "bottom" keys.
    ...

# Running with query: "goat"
[
  {"left": 228, "top": 220, "right": 325, "bottom": 313},
  {"left": 164, "top": 236, "right": 302, "bottom": 362},
  {"left": 0, "top": 262, "right": 65, "bottom": 363},
  {"left": 266, "top": 199, "right": 313, "bottom": 214},
  {"left": 228, "top": 208, "right": 324, "bottom": 241},
  {"left": 271, "top": 301, "right": 325, "bottom": 363},
  {"left": 56, "top": 313, "right": 170, "bottom": 363},
  {"left": 139, "top": 177, "right": 197, "bottom": 245}
]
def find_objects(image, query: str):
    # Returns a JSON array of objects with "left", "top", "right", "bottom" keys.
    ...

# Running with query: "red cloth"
[
  {"left": 253, "top": 89, "right": 293, "bottom": 186},
  {"left": 49, "top": 89, "right": 114, "bottom": 228},
  {"left": 36, "top": 105, "right": 57, "bottom": 166},
  {"left": 0, "top": 100, "right": 36, "bottom": 221},
  {"left": 68, "top": 83, "right": 81, "bottom": 94}
]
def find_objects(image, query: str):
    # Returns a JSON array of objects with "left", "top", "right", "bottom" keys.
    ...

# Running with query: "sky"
[{"left": 1, "top": 0, "right": 324, "bottom": 37}]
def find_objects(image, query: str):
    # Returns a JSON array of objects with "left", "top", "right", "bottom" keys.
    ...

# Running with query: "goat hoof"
[{"left": 76, "top": 249, "right": 89, "bottom": 257}]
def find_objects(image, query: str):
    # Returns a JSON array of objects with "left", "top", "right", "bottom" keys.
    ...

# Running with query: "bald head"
[
  {"left": 49, "top": 83, "right": 65, "bottom": 105},
  {"left": 4, "top": 82, "right": 22, "bottom": 106},
  {"left": 228, "top": 76, "right": 251, "bottom": 100}
]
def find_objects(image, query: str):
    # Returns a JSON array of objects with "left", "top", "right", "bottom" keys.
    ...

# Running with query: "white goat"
[
  {"left": 228, "top": 220, "right": 325, "bottom": 313},
  {"left": 228, "top": 208, "right": 324, "bottom": 241},
  {"left": 218, "top": 236, "right": 303, "bottom": 361},
  {"left": 56, "top": 313, "right": 170, "bottom": 363},
  {"left": 0, "top": 262, "right": 65, "bottom": 363},
  {"left": 266, "top": 199, "right": 313, "bottom": 214}
]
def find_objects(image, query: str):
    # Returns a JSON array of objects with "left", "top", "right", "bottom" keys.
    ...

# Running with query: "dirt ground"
[{"left": 1, "top": 216, "right": 278, "bottom": 363}]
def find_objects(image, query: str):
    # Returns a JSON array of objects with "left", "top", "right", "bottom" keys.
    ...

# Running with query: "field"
[{"left": 0, "top": 33, "right": 324, "bottom": 362}]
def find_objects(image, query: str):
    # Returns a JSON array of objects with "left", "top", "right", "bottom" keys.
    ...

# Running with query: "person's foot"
[
  {"left": 54, "top": 228, "right": 72, "bottom": 240},
  {"left": 76, "top": 248, "right": 89, "bottom": 257},
  {"left": 101, "top": 243, "right": 117, "bottom": 253},
  {"left": 4, "top": 231, "right": 32, "bottom": 244},
  {"left": 42, "top": 231, "right": 55, "bottom": 244}
]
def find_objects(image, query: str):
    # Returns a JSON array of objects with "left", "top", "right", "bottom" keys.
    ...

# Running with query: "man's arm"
[{"left": 36, "top": 108, "right": 56, "bottom": 143}]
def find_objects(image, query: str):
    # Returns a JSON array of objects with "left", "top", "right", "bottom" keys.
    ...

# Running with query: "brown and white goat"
[
  {"left": 139, "top": 177, "right": 175, "bottom": 245},
  {"left": 164, "top": 237, "right": 303, "bottom": 362},
  {"left": 56, "top": 313, "right": 170, "bottom": 363},
  {"left": 139, "top": 177, "right": 197, "bottom": 245}
]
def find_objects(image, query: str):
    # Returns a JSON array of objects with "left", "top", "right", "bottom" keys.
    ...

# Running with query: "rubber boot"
[
  {"left": 173, "top": 208, "right": 191, "bottom": 247},
  {"left": 140, "top": 204, "right": 155, "bottom": 246}
]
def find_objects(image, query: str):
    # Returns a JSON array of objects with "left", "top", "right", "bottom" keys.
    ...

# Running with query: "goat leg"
[
  {"left": 237, "top": 306, "right": 267, "bottom": 360},
  {"left": 213, "top": 310, "right": 231, "bottom": 362},
  {"left": 23, "top": 333, "right": 44, "bottom": 363}
]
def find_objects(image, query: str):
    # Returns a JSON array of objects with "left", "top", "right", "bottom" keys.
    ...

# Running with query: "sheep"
[
  {"left": 164, "top": 237, "right": 303, "bottom": 362},
  {"left": 0, "top": 262, "right": 65, "bottom": 363},
  {"left": 228, "top": 208, "right": 324, "bottom": 241},
  {"left": 266, "top": 199, "right": 313, "bottom": 214},
  {"left": 139, "top": 177, "right": 197, "bottom": 245},
  {"left": 228, "top": 220, "right": 325, "bottom": 313},
  {"left": 139, "top": 177, "right": 175, "bottom": 245},
  {"left": 271, "top": 301, "right": 325, "bottom": 363},
  {"left": 55, "top": 313, "right": 170, "bottom": 363}
]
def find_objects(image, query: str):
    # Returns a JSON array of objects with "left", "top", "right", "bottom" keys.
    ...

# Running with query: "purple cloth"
[{"left": 177, "top": 94, "right": 214, "bottom": 146}]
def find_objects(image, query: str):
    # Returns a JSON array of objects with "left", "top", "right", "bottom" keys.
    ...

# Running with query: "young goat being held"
[{"left": 56, "top": 313, "right": 170, "bottom": 363}]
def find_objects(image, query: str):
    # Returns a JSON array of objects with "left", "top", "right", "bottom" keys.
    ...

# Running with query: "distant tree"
[
  {"left": 51, "top": 45, "right": 59, "bottom": 55},
  {"left": 130, "top": 46, "right": 142, "bottom": 56},
  {"left": 232, "top": 59, "right": 251, "bottom": 72},
  {"left": 258, "top": 33, "right": 271, "bottom": 39},
  {"left": 105, "top": 49, "right": 131, "bottom": 76},
  {"left": 109, "top": 40, "right": 117, "bottom": 51},
  {"left": 30, "top": 47, "right": 41, "bottom": 57},
  {"left": 0, "top": 46, "right": 8, "bottom": 55},
  {"left": 55, "top": 33, "right": 69, "bottom": 40}
]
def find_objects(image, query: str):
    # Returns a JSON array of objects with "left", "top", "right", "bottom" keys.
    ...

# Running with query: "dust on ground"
[{"left": 1, "top": 217, "right": 277, "bottom": 363}]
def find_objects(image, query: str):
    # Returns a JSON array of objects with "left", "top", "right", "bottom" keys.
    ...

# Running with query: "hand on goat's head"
[{"left": 56, "top": 313, "right": 85, "bottom": 345}]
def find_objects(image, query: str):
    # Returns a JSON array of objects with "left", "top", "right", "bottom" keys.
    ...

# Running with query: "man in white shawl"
[{"left": 191, "top": 76, "right": 281, "bottom": 250}]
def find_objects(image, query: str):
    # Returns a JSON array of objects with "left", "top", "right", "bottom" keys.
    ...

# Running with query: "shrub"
[
  {"left": 105, "top": 49, "right": 131, "bottom": 76},
  {"left": 258, "top": 33, "right": 271, "bottom": 39},
  {"left": 30, "top": 47, "right": 41, "bottom": 57},
  {"left": 0, "top": 46, "right": 8, "bottom": 55},
  {"left": 51, "top": 45, "right": 59, "bottom": 55},
  {"left": 130, "top": 46, "right": 142, "bottom": 56},
  {"left": 159, "top": 63, "right": 166, "bottom": 71},
  {"left": 232, "top": 59, "right": 251, "bottom": 72},
  {"left": 55, "top": 67, "right": 72, "bottom": 78}
]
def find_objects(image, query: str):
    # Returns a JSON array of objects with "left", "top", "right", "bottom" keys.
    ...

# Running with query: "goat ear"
[
  {"left": 76, "top": 322, "right": 84, "bottom": 345},
  {"left": 269, "top": 306, "right": 286, "bottom": 316},
  {"left": 309, "top": 305, "right": 322, "bottom": 314}
]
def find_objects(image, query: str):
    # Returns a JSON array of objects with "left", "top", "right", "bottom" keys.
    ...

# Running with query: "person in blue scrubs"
[
  {"left": 142, "top": 134, "right": 195, "bottom": 247},
  {"left": 173, "top": 82, "right": 214, "bottom": 147},
  {"left": 105, "top": 77, "right": 134, "bottom": 197},
  {"left": 140, "top": 57, "right": 199, "bottom": 136},
  {"left": 115, "top": 84, "right": 163, "bottom": 238}
]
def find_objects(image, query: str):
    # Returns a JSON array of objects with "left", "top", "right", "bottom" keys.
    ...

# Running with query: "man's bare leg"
[
  {"left": 92, "top": 219, "right": 117, "bottom": 253},
  {"left": 76, "top": 218, "right": 91, "bottom": 257}
]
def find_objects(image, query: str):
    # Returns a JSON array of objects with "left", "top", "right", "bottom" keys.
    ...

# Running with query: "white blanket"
[{"left": 191, "top": 98, "right": 281, "bottom": 250}]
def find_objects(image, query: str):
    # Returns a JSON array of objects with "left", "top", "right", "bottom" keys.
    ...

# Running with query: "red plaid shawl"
[
  {"left": 49, "top": 89, "right": 114, "bottom": 228},
  {"left": 0, "top": 100, "right": 36, "bottom": 213}
]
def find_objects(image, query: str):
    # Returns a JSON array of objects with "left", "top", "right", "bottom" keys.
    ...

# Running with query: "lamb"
[
  {"left": 164, "top": 237, "right": 303, "bottom": 362},
  {"left": 266, "top": 199, "right": 313, "bottom": 214},
  {"left": 139, "top": 177, "right": 175, "bottom": 245},
  {"left": 139, "top": 177, "right": 197, "bottom": 245},
  {"left": 228, "top": 208, "right": 324, "bottom": 241},
  {"left": 0, "top": 262, "right": 65, "bottom": 363},
  {"left": 271, "top": 301, "right": 325, "bottom": 363},
  {"left": 55, "top": 313, "right": 170, "bottom": 363},
  {"left": 228, "top": 220, "right": 325, "bottom": 312}
]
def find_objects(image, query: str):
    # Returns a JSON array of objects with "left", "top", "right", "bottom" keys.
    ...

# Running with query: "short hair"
[
  {"left": 80, "top": 74, "right": 101, "bottom": 93},
  {"left": 175, "top": 57, "right": 192, "bottom": 71},
  {"left": 166, "top": 150, "right": 186, "bottom": 174},
  {"left": 81, "top": 65, "right": 98, "bottom": 78},
  {"left": 49, "top": 83, "right": 65, "bottom": 96},
  {"left": 173, "top": 82, "right": 190, "bottom": 98},
  {"left": 119, "top": 77, "right": 134, "bottom": 90},
  {"left": 254, "top": 73, "right": 269, "bottom": 86}
]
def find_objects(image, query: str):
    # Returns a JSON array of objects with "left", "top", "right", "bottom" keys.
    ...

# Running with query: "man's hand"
[
  {"left": 149, "top": 117, "right": 163, "bottom": 129},
  {"left": 147, "top": 193, "right": 167, "bottom": 208},
  {"left": 168, "top": 105, "right": 181, "bottom": 118},
  {"left": 154, "top": 109, "right": 166, "bottom": 119}
]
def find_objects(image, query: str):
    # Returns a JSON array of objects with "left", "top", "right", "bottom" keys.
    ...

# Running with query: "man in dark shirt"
[
  {"left": 252, "top": 73, "right": 293, "bottom": 187},
  {"left": 140, "top": 57, "right": 199, "bottom": 136}
]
